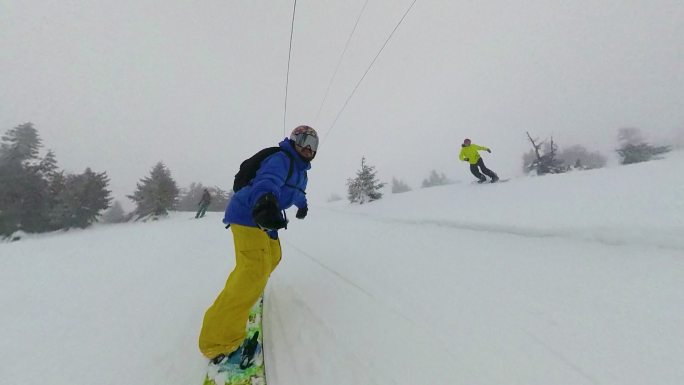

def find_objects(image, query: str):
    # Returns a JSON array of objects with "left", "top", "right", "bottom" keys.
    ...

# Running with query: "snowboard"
[
  {"left": 203, "top": 296, "right": 266, "bottom": 385},
  {"left": 471, "top": 178, "right": 510, "bottom": 185}
]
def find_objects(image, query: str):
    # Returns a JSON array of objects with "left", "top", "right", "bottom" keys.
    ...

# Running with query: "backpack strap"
[
  {"left": 281, "top": 150, "right": 295, "bottom": 183},
  {"left": 280, "top": 150, "right": 306, "bottom": 194}
]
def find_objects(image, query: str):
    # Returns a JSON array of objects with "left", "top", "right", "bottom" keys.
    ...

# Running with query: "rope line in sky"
[
  {"left": 322, "top": 0, "right": 419, "bottom": 147},
  {"left": 283, "top": 0, "right": 298, "bottom": 137},
  {"left": 313, "top": 0, "right": 371, "bottom": 127}
]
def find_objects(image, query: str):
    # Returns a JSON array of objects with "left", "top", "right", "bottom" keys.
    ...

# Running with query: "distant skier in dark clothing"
[
  {"left": 459, "top": 138, "right": 499, "bottom": 183},
  {"left": 195, "top": 189, "right": 211, "bottom": 218}
]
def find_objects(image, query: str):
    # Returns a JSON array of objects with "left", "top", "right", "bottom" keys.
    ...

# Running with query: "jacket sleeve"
[
  {"left": 474, "top": 145, "right": 490, "bottom": 152},
  {"left": 293, "top": 174, "right": 308, "bottom": 209},
  {"left": 459, "top": 148, "right": 467, "bottom": 161},
  {"left": 247, "top": 153, "right": 290, "bottom": 208}
]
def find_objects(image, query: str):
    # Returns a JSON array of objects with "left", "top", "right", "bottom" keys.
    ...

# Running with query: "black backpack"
[{"left": 232, "top": 147, "right": 295, "bottom": 193}]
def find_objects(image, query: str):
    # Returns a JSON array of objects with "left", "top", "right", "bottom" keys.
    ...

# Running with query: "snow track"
[
  {"left": 325, "top": 209, "right": 684, "bottom": 252},
  {"left": 273, "top": 204, "right": 684, "bottom": 385}
]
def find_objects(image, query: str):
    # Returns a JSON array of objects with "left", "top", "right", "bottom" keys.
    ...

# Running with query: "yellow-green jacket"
[{"left": 459, "top": 144, "right": 490, "bottom": 165}]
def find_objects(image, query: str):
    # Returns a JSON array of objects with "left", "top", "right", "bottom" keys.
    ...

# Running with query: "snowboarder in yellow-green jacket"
[{"left": 459, "top": 138, "right": 499, "bottom": 183}]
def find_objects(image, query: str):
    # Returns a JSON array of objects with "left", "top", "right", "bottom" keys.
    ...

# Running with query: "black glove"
[
  {"left": 296, "top": 206, "right": 308, "bottom": 219},
  {"left": 464, "top": 158, "right": 469, "bottom": 162},
  {"left": 486, "top": 149, "right": 491, "bottom": 153},
  {"left": 252, "top": 193, "right": 287, "bottom": 230}
]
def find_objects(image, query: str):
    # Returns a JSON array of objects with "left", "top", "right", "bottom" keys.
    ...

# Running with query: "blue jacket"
[{"left": 224, "top": 139, "right": 310, "bottom": 229}]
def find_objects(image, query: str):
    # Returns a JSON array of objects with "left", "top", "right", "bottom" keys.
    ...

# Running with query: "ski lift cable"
[
  {"left": 313, "top": 0, "right": 371, "bottom": 127},
  {"left": 283, "top": 0, "right": 298, "bottom": 137},
  {"left": 321, "top": 0, "right": 419, "bottom": 147}
]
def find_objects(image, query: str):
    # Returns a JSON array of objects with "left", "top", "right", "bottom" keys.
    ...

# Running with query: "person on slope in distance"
[
  {"left": 195, "top": 188, "right": 212, "bottom": 219},
  {"left": 459, "top": 138, "right": 499, "bottom": 183}
]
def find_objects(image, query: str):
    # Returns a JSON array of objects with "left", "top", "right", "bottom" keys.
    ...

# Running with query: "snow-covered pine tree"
[
  {"left": 540, "top": 138, "right": 568, "bottom": 173},
  {"left": 73, "top": 168, "right": 111, "bottom": 227},
  {"left": 617, "top": 143, "right": 671, "bottom": 164},
  {"left": 102, "top": 200, "right": 127, "bottom": 223},
  {"left": 616, "top": 127, "right": 670, "bottom": 165},
  {"left": 0, "top": 122, "right": 42, "bottom": 164},
  {"left": 128, "top": 162, "right": 179, "bottom": 220},
  {"left": 49, "top": 168, "right": 112, "bottom": 229},
  {"left": 391, "top": 177, "right": 411, "bottom": 193},
  {"left": 421, "top": 170, "right": 449, "bottom": 188},
  {"left": 346, "top": 157, "right": 385, "bottom": 204},
  {"left": 37, "top": 150, "right": 59, "bottom": 180},
  {"left": 0, "top": 123, "right": 49, "bottom": 235},
  {"left": 524, "top": 132, "right": 568, "bottom": 175},
  {"left": 1, "top": 123, "right": 113, "bottom": 235}
]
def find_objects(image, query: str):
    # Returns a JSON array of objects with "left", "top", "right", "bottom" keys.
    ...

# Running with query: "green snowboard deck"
[{"left": 203, "top": 296, "right": 265, "bottom": 385}]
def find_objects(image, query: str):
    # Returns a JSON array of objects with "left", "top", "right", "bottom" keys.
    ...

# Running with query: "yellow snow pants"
[{"left": 198, "top": 224, "right": 281, "bottom": 359}]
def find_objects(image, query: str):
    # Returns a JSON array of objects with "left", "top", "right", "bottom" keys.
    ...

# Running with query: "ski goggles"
[{"left": 292, "top": 133, "right": 319, "bottom": 151}]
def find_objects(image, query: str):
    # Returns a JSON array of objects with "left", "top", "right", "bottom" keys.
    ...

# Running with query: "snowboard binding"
[{"left": 239, "top": 331, "right": 260, "bottom": 369}]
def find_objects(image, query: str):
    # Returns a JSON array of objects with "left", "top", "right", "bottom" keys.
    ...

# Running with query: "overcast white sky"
[{"left": 2, "top": 1, "right": 683, "bottom": 206}]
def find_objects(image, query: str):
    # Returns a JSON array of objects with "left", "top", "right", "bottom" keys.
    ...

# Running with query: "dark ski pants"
[
  {"left": 470, "top": 158, "right": 498, "bottom": 181},
  {"left": 195, "top": 203, "right": 209, "bottom": 218}
]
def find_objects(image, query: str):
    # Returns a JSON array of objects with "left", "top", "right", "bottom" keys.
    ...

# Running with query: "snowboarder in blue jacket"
[{"left": 199, "top": 125, "right": 317, "bottom": 365}]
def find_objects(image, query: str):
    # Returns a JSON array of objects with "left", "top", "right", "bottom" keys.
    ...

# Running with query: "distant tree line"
[
  {"left": 522, "top": 127, "right": 671, "bottom": 176},
  {"left": 615, "top": 127, "right": 670, "bottom": 165},
  {"left": 125, "top": 164, "right": 231, "bottom": 221},
  {"left": 177, "top": 183, "right": 232, "bottom": 213},
  {"left": 421, "top": 170, "right": 451, "bottom": 188},
  {"left": 338, "top": 126, "right": 678, "bottom": 203},
  {"left": 523, "top": 132, "right": 588, "bottom": 175},
  {"left": 0, "top": 122, "right": 236, "bottom": 239},
  {"left": 344, "top": 158, "right": 454, "bottom": 204},
  {"left": 0, "top": 123, "right": 111, "bottom": 238},
  {"left": 4, "top": 122, "right": 677, "bottom": 238},
  {"left": 391, "top": 177, "right": 411, "bottom": 194}
]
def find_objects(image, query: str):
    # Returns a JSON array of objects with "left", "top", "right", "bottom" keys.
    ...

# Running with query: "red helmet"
[{"left": 463, "top": 138, "right": 471, "bottom": 145}]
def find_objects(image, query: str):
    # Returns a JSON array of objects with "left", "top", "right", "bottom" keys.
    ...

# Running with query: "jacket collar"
[{"left": 279, "top": 139, "right": 312, "bottom": 171}]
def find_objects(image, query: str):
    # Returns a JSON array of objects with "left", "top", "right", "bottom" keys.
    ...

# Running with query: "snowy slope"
[{"left": 1, "top": 151, "right": 683, "bottom": 385}]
